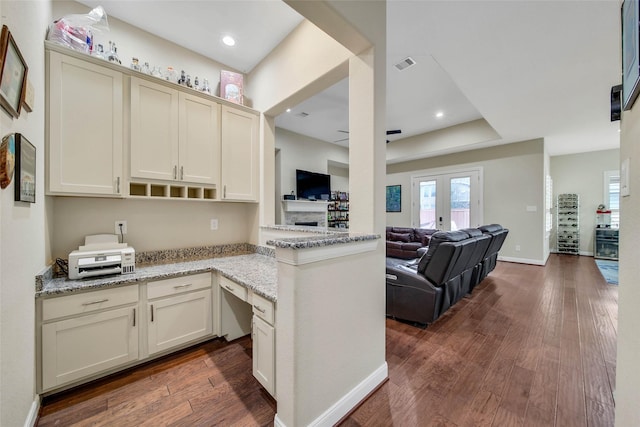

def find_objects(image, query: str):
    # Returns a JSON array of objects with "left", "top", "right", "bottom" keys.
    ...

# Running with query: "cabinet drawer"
[
  {"left": 42, "top": 286, "right": 138, "bottom": 321},
  {"left": 147, "top": 273, "right": 211, "bottom": 300},
  {"left": 251, "top": 292, "right": 275, "bottom": 325},
  {"left": 219, "top": 275, "right": 247, "bottom": 301}
]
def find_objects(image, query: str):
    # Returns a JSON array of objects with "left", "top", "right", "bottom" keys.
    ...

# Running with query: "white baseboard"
[
  {"left": 549, "top": 249, "right": 594, "bottom": 257},
  {"left": 498, "top": 255, "right": 546, "bottom": 266},
  {"left": 274, "top": 362, "right": 388, "bottom": 427},
  {"left": 24, "top": 396, "right": 40, "bottom": 427}
]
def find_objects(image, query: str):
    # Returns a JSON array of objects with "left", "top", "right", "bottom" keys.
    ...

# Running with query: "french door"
[{"left": 412, "top": 169, "right": 482, "bottom": 231}]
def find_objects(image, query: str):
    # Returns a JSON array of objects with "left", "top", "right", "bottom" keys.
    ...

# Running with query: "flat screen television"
[{"left": 296, "top": 169, "right": 330, "bottom": 200}]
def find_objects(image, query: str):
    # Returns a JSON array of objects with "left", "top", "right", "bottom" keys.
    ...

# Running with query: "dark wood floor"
[{"left": 37, "top": 254, "right": 617, "bottom": 427}]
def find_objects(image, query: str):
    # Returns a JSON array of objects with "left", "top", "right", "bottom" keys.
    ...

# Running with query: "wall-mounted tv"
[{"left": 296, "top": 169, "right": 331, "bottom": 200}]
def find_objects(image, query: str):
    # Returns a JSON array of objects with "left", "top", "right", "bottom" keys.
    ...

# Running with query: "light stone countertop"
[
  {"left": 267, "top": 233, "right": 380, "bottom": 249},
  {"left": 37, "top": 254, "right": 278, "bottom": 302},
  {"left": 260, "top": 224, "right": 348, "bottom": 235}
]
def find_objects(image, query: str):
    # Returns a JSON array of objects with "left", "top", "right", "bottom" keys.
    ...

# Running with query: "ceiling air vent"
[
  {"left": 394, "top": 56, "right": 416, "bottom": 71},
  {"left": 296, "top": 112, "right": 309, "bottom": 118}
]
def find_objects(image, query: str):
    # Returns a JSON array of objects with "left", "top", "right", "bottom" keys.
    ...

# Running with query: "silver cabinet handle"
[
  {"left": 180, "top": 166, "right": 184, "bottom": 180},
  {"left": 224, "top": 285, "right": 235, "bottom": 292},
  {"left": 116, "top": 177, "right": 120, "bottom": 193},
  {"left": 223, "top": 185, "right": 226, "bottom": 198},
  {"left": 82, "top": 299, "right": 109, "bottom": 306},
  {"left": 133, "top": 308, "right": 136, "bottom": 327},
  {"left": 150, "top": 304, "right": 154, "bottom": 322},
  {"left": 253, "top": 304, "right": 266, "bottom": 314},
  {"left": 173, "top": 283, "right": 192, "bottom": 289},
  {"left": 173, "top": 165, "right": 177, "bottom": 180}
]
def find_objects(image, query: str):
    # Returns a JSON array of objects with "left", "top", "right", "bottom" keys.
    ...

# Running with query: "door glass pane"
[
  {"left": 450, "top": 177, "right": 470, "bottom": 230},
  {"left": 419, "top": 180, "right": 436, "bottom": 228}
]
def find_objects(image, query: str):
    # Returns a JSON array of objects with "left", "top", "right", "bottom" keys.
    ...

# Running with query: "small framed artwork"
[
  {"left": 0, "top": 25, "right": 28, "bottom": 118},
  {"left": 14, "top": 133, "right": 35, "bottom": 203},
  {"left": 386, "top": 185, "right": 401, "bottom": 212},
  {"left": 622, "top": 0, "right": 640, "bottom": 110},
  {"left": 220, "top": 70, "right": 244, "bottom": 105}
]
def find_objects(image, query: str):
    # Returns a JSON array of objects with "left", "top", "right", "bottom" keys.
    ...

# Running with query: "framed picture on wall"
[
  {"left": 14, "top": 133, "right": 35, "bottom": 203},
  {"left": 622, "top": 0, "right": 640, "bottom": 110},
  {"left": 386, "top": 185, "right": 401, "bottom": 212},
  {"left": 0, "top": 25, "right": 28, "bottom": 118}
]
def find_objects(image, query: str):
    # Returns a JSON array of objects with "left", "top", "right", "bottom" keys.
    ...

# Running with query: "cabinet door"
[
  {"left": 252, "top": 315, "right": 275, "bottom": 396},
  {"left": 148, "top": 289, "right": 212, "bottom": 355},
  {"left": 130, "top": 77, "right": 179, "bottom": 181},
  {"left": 42, "top": 305, "right": 138, "bottom": 390},
  {"left": 220, "top": 106, "right": 259, "bottom": 201},
  {"left": 179, "top": 93, "right": 221, "bottom": 185},
  {"left": 47, "top": 51, "right": 123, "bottom": 195}
]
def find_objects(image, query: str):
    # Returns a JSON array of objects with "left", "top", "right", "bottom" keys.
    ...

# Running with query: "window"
[{"left": 604, "top": 170, "right": 620, "bottom": 228}]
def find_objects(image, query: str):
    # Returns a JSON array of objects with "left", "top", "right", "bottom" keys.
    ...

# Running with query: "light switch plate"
[
  {"left": 621, "top": 158, "right": 630, "bottom": 197},
  {"left": 210, "top": 219, "right": 218, "bottom": 230}
]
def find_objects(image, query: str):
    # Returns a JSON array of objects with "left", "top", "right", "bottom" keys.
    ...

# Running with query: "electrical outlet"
[
  {"left": 515, "top": 245, "right": 521, "bottom": 252},
  {"left": 115, "top": 220, "right": 128, "bottom": 235},
  {"left": 210, "top": 219, "right": 218, "bottom": 230}
]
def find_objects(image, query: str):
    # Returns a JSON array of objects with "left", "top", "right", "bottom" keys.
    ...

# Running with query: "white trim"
[
  {"left": 549, "top": 250, "right": 594, "bottom": 257},
  {"left": 281, "top": 200, "right": 329, "bottom": 212},
  {"left": 24, "top": 396, "right": 40, "bottom": 427},
  {"left": 275, "top": 239, "right": 378, "bottom": 266},
  {"left": 498, "top": 255, "right": 546, "bottom": 266},
  {"left": 273, "top": 362, "right": 388, "bottom": 427}
]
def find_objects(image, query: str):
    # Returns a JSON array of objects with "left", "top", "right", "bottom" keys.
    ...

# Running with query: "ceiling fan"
[{"left": 333, "top": 129, "right": 402, "bottom": 143}]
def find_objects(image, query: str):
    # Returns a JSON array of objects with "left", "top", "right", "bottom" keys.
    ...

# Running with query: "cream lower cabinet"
[
  {"left": 147, "top": 273, "right": 213, "bottom": 355},
  {"left": 252, "top": 292, "right": 275, "bottom": 396},
  {"left": 219, "top": 275, "right": 276, "bottom": 397},
  {"left": 47, "top": 49, "right": 124, "bottom": 196},
  {"left": 39, "top": 272, "right": 217, "bottom": 393},
  {"left": 40, "top": 286, "right": 138, "bottom": 391}
]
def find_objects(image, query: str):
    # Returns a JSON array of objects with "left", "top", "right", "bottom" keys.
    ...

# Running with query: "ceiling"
[{"left": 79, "top": 0, "right": 622, "bottom": 158}]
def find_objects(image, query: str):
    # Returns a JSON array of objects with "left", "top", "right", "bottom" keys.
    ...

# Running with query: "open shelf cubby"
[{"left": 128, "top": 182, "right": 217, "bottom": 201}]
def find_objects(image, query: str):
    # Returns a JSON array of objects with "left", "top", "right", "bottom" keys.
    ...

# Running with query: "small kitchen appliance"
[{"left": 68, "top": 234, "right": 135, "bottom": 280}]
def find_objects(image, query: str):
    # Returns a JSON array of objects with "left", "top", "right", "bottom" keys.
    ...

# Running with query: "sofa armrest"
[{"left": 386, "top": 263, "right": 438, "bottom": 294}]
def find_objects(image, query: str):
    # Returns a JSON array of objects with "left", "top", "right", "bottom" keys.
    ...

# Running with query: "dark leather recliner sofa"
[
  {"left": 385, "top": 224, "right": 508, "bottom": 327},
  {"left": 386, "top": 226, "right": 438, "bottom": 259}
]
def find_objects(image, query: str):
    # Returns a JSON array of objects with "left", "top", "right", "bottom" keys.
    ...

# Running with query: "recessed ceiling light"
[
  {"left": 222, "top": 35, "right": 236, "bottom": 47},
  {"left": 286, "top": 108, "right": 291, "bottom": 113},
  {"left": 435, "top": 111, "right": 444, "bottom": 118}
]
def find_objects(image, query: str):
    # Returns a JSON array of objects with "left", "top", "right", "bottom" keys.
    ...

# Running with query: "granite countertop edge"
[
  {"left": 36, "top": 253, "right": 278, "bottom": 302},
  {"left": 267, "top": 233, "right": 380, "bottom": 249}
]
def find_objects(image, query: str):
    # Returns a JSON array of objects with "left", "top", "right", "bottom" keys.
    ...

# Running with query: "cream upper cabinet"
[
  {"left": 179, "top": 92, "right": 221, "bottom": 184},
  {"left": 130, "top": 77, "right": 178, "bottom": 181},
  {"left": 220, "top": 106, "right": 259, "bottom": 201},
  {"left": 47, "top": 50, "right": 124, "bottom": 196},
  {"left": 130, "top": 77, "right": 221, "bottom": 185}
]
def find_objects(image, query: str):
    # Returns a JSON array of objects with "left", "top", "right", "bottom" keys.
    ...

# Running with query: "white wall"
[
  {"left": 50, "top": 197, "right": 253, "bottom": 259},
  {"left": 616, "top": 89, "right": 640, "bottom": 426},
  {"left": 386, "top": 139, "right": 546, "bottom": 264},
  {"left": 1, "top": 2, "right": 52, "bottom": 426},
  {"left": 550, "top": 149, "right": 620, "bottom": 255}
]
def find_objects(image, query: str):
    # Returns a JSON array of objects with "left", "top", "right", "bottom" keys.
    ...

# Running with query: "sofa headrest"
[
  {"left": 386, "top": 231, "right": 412, "bottom": 243},
  {"left": 460, "top": 228, "right": 483, "bottom": 238},
  {"left": 417, "top": 230, "right": 469, "bottom": 274},
  {"left": 478, "top": 224, "right": 503, "bottom": 233}
]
